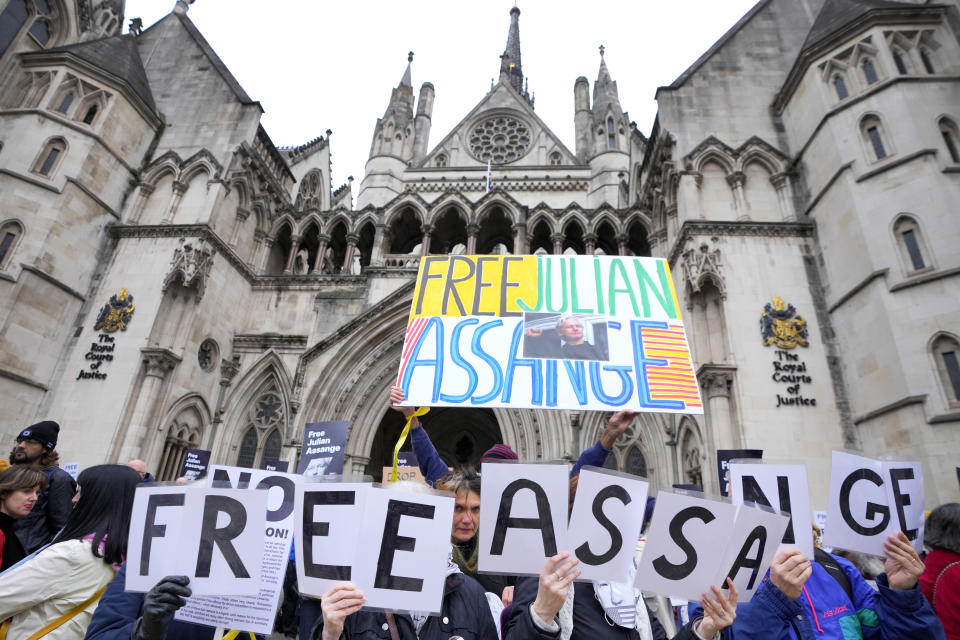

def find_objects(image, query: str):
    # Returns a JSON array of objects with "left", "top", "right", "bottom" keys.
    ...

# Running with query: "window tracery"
[{"left": 468, "top": 116, "right": 531, "bottom": 164}]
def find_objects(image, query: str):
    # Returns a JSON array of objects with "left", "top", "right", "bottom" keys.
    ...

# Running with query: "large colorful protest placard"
[{"left": 397, "top": 255, "right": 703, "bottom": 413}]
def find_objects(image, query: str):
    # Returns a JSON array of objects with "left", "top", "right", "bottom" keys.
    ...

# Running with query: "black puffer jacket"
[
  {"left": 306, "top": 573, "right": 499, "bottom": 640},
  {"left": 14, "top": 465, "right": 77, "bottom": 553},
  {"left": 505, "top": 578, "right": 704, "bottom": 640}
]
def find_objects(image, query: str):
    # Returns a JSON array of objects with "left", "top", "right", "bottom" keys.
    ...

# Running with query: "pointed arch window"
[
  {"left": 893, "top": 215, "right": 931, "bottom": 274},
  {"left": 860, "top": 115, "right": 889, "bottom": 161},
  {"left": 236, "top": 427, "right": 258, "bottom": 468},
  {"left": 81, "top": 103, "right": 98, "bottom": 125},
  {"left": 932, "top": 335, "right": 960, "bottom": 407},
  {"left": 33, "top": 137, "right": 65, "bottom": 176},
  {"left": 28, "top": 0, "right": 51, "bottom": 45},
  {"left": 920, "top": 48, "right": 935, "bottom": 74},
  {"left": 861, "top": 58, "right": 879, "bottom": 85},
  {"left": 939, "top": 118, "right": 960, "bottom": 164},
  {"left": 435, "top": 154, "right": 447, "bottom": 168},
  {"left": 56, "top": 91, "right": 74, "bottom": 114},
  {"left": 606, "top": 117, "right": 616, "bottom": 150},
  {"left": 0, "top": 220, "right": 24, "bottom": 270},
  {"left": 549, "top": 151, "right": 562, "bottom": 166},
  {"left": 833, "top": 74, "right": 848, "bottom": 100},
  {"left": 625, "top": 446, "right": 647, "bottom": 477},
  {"left": 892, "top": 49, "right": 908, "bottom": 74},
  {"left": 262, "top": 429, "right": 282, "bottom": 463}
]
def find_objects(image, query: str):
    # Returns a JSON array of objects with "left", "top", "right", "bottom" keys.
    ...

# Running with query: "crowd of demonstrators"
[
  {"left": 8, "top": 420, "right": 77, "bottom": 554},
  {"left": 689, "top": 529, "right": 944, "bottom": 640},
  {"left": 0, "top": 464, "right": 139, "bottom": 639},
  {"left": 921, "top": 503, "right": 960, "bottom": 639},
  {"left": 0, "top": 465, "right": 47, "bottom": 571}
]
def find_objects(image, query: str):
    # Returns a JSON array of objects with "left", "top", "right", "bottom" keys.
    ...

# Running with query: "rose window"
[{"left": 469, "top": 116, "right": 531, "bottom": 164}]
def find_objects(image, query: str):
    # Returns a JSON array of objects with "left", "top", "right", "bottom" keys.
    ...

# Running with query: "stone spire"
[
  {"left": 400, "top": 51, "right": 413, "bottom": 88},
  {"left": 499, "top": 6, "right": 533, "bottom": 107}
]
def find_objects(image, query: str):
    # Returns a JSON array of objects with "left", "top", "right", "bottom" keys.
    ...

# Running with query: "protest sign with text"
[
  {"left": 172, "top": 466, "right": 302, "bottom": 635},
  {"left": 728, "top": 462, "right": 813, "bottom": 561},
  {"left": 824, "top": 452, "right": 924, "bottom": 556},
  {"left": 298, "top": 421, "right": 348, "bottom": 478},
  {"left": 567, "top": 467, "right": 649, "bottom": 583},
  {"left": 397, "top": 255, "right": 703, "bottom": 413},
  {"left": 126, "top": 485, "right": 267, "bottom": 596},
  {"left": 180, "top": 449, "right": 211, "bottom": 481},
  {"left": 717, "top": 449, "right": 763, "bottom": 497},
  {"left": 479, "top": 462, "right": 569, "bottom": 576}
]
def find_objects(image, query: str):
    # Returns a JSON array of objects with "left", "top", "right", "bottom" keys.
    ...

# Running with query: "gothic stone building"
[{"left": 0, "top": 0, "right": 958, "bottom": 508}]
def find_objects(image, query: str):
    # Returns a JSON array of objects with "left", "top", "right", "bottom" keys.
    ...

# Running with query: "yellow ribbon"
[
  {"left": 391, "top": 407, "right": 430, "bottom": 482},
  {"left": 222, "top": 631, "right": 256, "bottom": 640}
]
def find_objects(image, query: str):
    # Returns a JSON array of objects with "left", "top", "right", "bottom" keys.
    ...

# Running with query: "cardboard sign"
[
  {"left": 298, "top": 422, "right": 348, "bottom": 478},
  {"left": 180, "top": 449, "right": 211, "bottom": 480},
  {"left": 398, "top": 255, "right": 703, "bottom": 414},
  {"left": 352, "top": 484, "right": 455, "bottom": 613},
  {"left": 479, "top": 462, "right": 569, "bottom": 576},
  {"left": 567, "top": 467, "right": 649, "bottom": 583},
  {"left": 823, "top": 452, "right": 924, "bottom": 556},
  {"left": 172, "top": 466, "right": 302, "bottom": 634},
  {"left": 718, "top": 504, "right": 791, "bottom": 600},
  {"left": 634, "top": 491, "right": 738, "bottom": 600},
  {"left": 717, "top": 449, "right": 763, "bottom": 497},
  {"left": 296, "top": 482, "right": 370, "bottom": 598},
  {"left": 729, "top": 463, "right": 813, "bottom": 561},
  {"left": 261, "top": 460, "right": 289, "bottom": 472},
  {"left": 382, "top": 466, "right": 426, "bottom": 484},
  {"left": 126, "top": 486, "right": 267, "bottom": 595},
  {"left": 63, "top": 462, "right": 79, "bottom": 481}
]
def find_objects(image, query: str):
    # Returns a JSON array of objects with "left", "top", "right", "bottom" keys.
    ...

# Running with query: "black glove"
[{"left": 131, "top": 576, "right": 192, "bottom": 640}]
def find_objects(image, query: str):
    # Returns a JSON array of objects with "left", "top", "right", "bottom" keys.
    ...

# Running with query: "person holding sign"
[
  {"left": 388, "top": 387, "right": 636, "bottom": 484},
  {"left": 716, "top": 532, "right": 944, "bottom": 639},
  {"left": 0, "top": 464, "right": 139, "bottom": 640},
  {"left": 504, "top": 552, "right": 738, "bottom": 640}
]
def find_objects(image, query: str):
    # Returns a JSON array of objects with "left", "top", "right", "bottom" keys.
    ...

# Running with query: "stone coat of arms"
[
  {"left": 94, "top": 288, "right": 135, "bottom": 332},
  {"left": 760, "top": 295, "right": 808, "bottom": 349}
]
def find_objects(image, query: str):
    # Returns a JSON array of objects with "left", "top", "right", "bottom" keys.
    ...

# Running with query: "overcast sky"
[{"left": 125, "top": 0, "right": 760, "bottom": 190}]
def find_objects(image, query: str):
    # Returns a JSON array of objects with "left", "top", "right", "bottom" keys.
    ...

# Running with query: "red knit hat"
[{"left": 480, "top": 444, "right": 518, "bottom": 462}]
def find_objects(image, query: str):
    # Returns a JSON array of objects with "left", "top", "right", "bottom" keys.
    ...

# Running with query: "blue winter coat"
[
  {"left": 84, "top": 563, "right": 263, "bottom": 640},
  {"left": 690, "top": 554, "right": 945, "bottom": 640}
]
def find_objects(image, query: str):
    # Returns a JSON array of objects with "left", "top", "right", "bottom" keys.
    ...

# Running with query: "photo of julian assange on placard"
[{"left": 522, "top": 312, "right": 611, "bottom": 361}]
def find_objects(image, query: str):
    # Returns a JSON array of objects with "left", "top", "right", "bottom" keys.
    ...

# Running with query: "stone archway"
[{"left": 365, "top": 406, "right": 503, "bottom": 478}]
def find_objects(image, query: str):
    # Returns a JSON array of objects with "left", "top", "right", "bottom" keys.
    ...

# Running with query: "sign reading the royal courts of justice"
[{"left": 398, "top": 255, "right": 703, "bottom": 413}]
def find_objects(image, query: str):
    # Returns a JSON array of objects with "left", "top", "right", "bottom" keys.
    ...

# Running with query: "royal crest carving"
[
  {"left": 163, "top": 238, "right": 214, "bottom": 301},
  {"left": 93, "top": 288, "right": 135, "bottom": 332},
  {"left": 760, "top": 296, "right": 809, "bottom": 349}
]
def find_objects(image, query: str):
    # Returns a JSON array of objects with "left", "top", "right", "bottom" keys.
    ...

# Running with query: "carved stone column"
[
  {"left": 343, "top": 232, "right": 359, "bottom": 272},
  {"left": 229, "top": 207, "right": 250, "bottom": 247},
  {"left": 204, "top": 356, "right": 241, "bottom": 451},
  {"left": 465, "top": 223, "right": 480, "bottom": 254},
  {"left": 420, "top": 224, "right": 433, "bottom": 255},
  {"left": 512, "top": 223, "right": 527, "bottom": 254},
  {"left": 616, "top": 233, "right": 628, "bottom": 256},
  {"left": 697, "top": 365, "right": 738, "bottom": 457},
  {"left": 551, "top": 233, "right": 564, "bottom": 255},
  {"left": 256, "top": 235, "right": 275, "bottom": 272},
  {"left": 283, "top": 234, "right": 301, "bottom": 274},
  {"left": 770, "top": 172, "right": 796, "bottom": 221},
  {"left": 726, "top": 172, "right": 747, "bottom": 220},
  {"left": 126, "top": 182, "right": 154, "bottom": 224},
  {"left": 312, "top": 234, "right": 330, "bottom": 273},
  {"left": 161, "top": 180, "right": 187, "bottom": 224},
  {"left": 584, "top": 233, "right": 597, "bottom": 255},
  {"left": 128, "top": 348, "right": 181, "bottom": 467},
  {"left": 371, "top": 223, "right": 389, "bottom": 266},
  {"left": 345, "top": 455, "right": 370, "bottom": 476}
]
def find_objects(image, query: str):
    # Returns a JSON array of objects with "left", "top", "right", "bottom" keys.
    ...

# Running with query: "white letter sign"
[
  {"left": 479, "top": 462, "right": 570, "bottom": 576},
  {"left": 824, "top": 451, "right": 924, "bottom": 556},
  {"left": 567, "top": 467, "right": 649, "bottom": 583},
  {"left": 126, "top": 485, "right": 267, "bottom": 595}
]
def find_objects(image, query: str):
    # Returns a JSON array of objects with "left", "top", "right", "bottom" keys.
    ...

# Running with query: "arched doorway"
[{"left": 365, "top": 406, "right": 503, "bottom": 479}]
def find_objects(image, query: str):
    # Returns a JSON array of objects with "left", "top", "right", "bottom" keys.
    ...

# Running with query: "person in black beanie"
[{"left": 9, "top": 420, "right": 77, "bottom": 553}]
